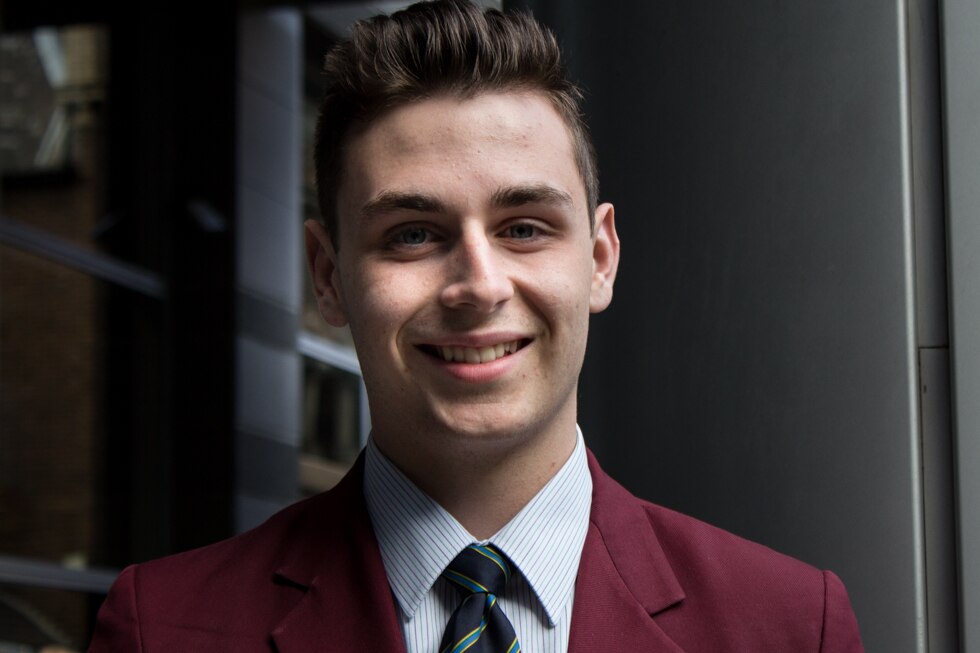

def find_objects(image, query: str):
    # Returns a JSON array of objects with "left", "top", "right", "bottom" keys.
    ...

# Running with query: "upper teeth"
[{"left": 439, "top": 340, "right": 522, "bottom": 363}]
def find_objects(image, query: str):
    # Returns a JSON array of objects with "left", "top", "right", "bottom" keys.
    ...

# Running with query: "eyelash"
[
  {"left": 392, "top": 226, "right": 431, "bottom": 246},
  {"left": 383, "top": 220, "right": 546, "bottom": 250},
  {"left": 506, "top": 223, "right": 536, "bottom": 239}
]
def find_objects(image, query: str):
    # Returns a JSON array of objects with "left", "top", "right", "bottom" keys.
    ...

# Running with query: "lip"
[
  {"left": 414, "top": 334, "right": 532, "bottom": 383},
  {"left": 433, "top": 345, "right": 528, "bottom": 383},
  {"left": 418, "top": 332, "right": 531, "bottom": 348}
]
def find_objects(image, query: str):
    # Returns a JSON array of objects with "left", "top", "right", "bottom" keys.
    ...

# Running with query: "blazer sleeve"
[
  {"left": 88, "top": 565, "right": 144, "bottom": 653},
  {"left": 820, "top": 570, "right": 864, "bottom": 652}
]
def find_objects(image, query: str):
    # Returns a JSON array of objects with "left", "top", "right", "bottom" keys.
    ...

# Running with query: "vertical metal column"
[
  {"left": 235, "top": 9, "right": 304, "bottom": 532},
  {"left": 940, "top": 0, "right": 980, "bottom": 649}
]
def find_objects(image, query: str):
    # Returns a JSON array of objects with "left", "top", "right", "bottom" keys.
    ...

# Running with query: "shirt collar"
[{"left": 363, "top": 428, "right": 592, "bottom": 626}]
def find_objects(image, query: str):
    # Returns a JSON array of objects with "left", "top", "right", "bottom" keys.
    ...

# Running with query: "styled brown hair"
[{"left": 313, "top": 0, "right": 599, "bottom": 240}]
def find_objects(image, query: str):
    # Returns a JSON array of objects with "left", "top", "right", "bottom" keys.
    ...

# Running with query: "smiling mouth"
[{"left": 419, "top": 339, "right": 530, "bottom": 364}]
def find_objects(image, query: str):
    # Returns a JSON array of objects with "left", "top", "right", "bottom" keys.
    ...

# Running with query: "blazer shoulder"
[
  {"left": 583, "top": 452, "right": 863, "bottom": 651},
  {"left": 587, "top": 452, "right": 827, "bottom": 599},
  {"left": 642, "top": 500, "right": 824, "bottom": 586},
  {"left": 134, "top": 489, "right": 333, "bottom": 583},
  {"left": 89, "top": 477, "right": 364, "bottom": 652},
  {"left": 639, "top": 500, "right": 862, "bottom": 651}
]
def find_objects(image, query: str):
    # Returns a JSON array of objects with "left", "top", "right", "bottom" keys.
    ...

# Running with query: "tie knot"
[{"left": 443, "top": 544, "right": 512, "bottom": 598}]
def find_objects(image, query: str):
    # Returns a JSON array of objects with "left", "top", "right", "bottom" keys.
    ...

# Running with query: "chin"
[{"left": 430, "top": 406, "right": 540, "bottom": 444}]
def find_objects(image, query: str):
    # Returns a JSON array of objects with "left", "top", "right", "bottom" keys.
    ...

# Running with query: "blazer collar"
[
  {"left": 270, "top": 454, "right": 407, "bottom": 653},
  {"left": 267, "top": 449, "right": 687, "bottom": 653},
  {"left": 567, "top": 451, "right": 686, "bottom": 652}
]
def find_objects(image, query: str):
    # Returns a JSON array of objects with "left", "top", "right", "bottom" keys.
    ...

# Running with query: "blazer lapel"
[
  {"left": 269, "top": 456, "right": 406, "bottom": 653},
  {"left": 568, "top": 451, "right": 687, "bottom": 652}
]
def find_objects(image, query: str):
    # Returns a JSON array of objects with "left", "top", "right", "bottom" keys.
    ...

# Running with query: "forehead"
[{"left": 337, "top": 91, "right": 586, "bottom": 217}]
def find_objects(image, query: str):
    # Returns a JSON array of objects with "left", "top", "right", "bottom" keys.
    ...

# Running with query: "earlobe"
[
  {"left": 304, "top": 220, "right": 349, "bottom": 327},
  {"left": 589, "top": 203, "right": 620, "bottom": 313}
]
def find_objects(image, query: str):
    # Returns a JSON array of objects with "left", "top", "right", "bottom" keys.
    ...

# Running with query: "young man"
[{"left": 89, "top": 1, "right": 863, "bottom": 651}]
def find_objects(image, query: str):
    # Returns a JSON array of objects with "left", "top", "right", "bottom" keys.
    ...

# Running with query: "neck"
[{"left": 373, "top": 418, "right": 578, "bottom": 540}]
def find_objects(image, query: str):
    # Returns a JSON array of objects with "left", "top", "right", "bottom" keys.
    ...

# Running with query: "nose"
[{"left": 439, "top": 230, "right": 514, "bottom": 312}]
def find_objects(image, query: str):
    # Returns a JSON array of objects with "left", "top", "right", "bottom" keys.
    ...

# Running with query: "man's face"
[{"left": 306, "top": 91, "right": 618, "bottom": 463}]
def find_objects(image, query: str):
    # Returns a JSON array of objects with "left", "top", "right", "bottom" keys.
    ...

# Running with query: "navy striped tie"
[{"left": 439, "top": 544, "right": 521, "bottom": 653}]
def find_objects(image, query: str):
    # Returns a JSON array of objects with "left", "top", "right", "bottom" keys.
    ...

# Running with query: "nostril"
[{"left": 440, "top": 282, "right": 513, "bottom": 311}]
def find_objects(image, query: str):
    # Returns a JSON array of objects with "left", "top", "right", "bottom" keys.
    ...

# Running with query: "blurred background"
[{"left": 0, "top": 1, "right": 976, "bottom": 651}]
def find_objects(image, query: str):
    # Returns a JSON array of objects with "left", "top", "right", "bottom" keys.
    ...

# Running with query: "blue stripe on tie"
[
  {"left": 448, "top": 614, "right": 489, "bottom": 653},
  {"left": 444, "top": 569, "right": 489, "bottom": 594},
  {"left": 471, "top": 545, "right": 510, "bottom": 582}
]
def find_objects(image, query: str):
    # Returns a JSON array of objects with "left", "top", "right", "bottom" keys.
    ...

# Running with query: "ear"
[
  {"left": 589, "top": 202, "right": 620, "bottom": 313},
  {"left": 304, "top": 220, "right": 349, "bottom": 327}
]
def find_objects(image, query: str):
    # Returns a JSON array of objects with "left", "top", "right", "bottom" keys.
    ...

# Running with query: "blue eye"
[
  {"left": 508, "top": 224, "right": 536, "bottom": 239},
  {"left": 396, "top": 227, "right": 429, "bottom": 245}
]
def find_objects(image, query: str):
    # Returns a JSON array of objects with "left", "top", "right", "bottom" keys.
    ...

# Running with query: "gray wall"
[{"left": 511, "top": 1, "right": 965, "bottom": 650}]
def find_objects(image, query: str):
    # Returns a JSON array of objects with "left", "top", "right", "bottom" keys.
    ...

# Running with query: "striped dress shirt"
[{"left": 363, "top": 428, "right": 592, "bottom": 653}]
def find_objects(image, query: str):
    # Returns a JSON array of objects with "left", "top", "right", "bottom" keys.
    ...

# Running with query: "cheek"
[
  {"left": 351, "top": 289, "right": 399, "bottom": 335},
  {"left": 523, "top": 265, "right": 594, "bottom": 326},
  {"left": 346, "top": 268, "right": 429, "bottom": 342}
]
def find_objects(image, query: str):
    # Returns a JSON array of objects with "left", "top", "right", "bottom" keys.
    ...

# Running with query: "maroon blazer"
[{"left": 89, "top": 451, "right": 863, "bottom": 651}]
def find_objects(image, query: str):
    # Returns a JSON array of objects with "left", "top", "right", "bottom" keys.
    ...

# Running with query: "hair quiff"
[{"left": 313, "top": 0, "right": 599, "bottom": 240}]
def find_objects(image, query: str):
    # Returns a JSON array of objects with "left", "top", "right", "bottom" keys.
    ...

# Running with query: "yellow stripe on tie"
[
  {"left": 472, "top": 546, "right": 510, "bottom": 580},
  {"left": 451, "top": 617, "right": 488, "bottom": 653},
  {"left": 445, "top": 569, "right": 489, "bottom": 594}
]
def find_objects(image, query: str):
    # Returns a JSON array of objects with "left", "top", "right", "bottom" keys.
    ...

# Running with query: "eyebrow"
[
  {"left": 359, "top": 191, "right": 447, "bottom": 220},
  {"left": 490, "top": 184, "right": 574, "bottom": 210},
  {"left": 358, "top": 183, "right": 574, "bottom": 220}
]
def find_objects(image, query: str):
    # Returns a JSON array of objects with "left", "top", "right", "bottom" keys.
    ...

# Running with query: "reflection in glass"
[
  {"left": 1, "top": 23, "right": 112, "bottom": 573},
  {"left": 0, "top": 583, "right": 96, "bottom": 652},
  {"left": 1, "top": 23, "right": 115, "bottom": 651},
  {"left": 1, "top": 25, "right": 109, "bottom": 251},
  {"left": 300, "top": 358, "right": 361, "bottom": 495}
]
